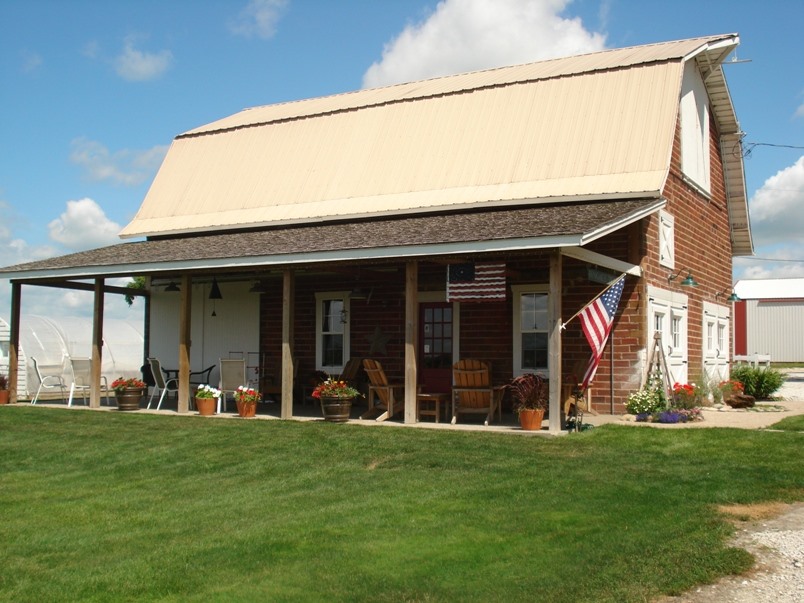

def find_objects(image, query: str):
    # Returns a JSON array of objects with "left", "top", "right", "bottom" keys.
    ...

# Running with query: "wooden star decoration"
[{"left": 366, "top": 326, "right": 392, "bottom": 355}]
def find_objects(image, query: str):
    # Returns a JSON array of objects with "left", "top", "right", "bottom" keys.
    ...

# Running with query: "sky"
[{"left": 1, "top": 0, "right": 802, "bottom": 321}]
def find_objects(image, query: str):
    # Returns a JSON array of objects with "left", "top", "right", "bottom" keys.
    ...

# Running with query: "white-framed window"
[
  {"left": 671, "top": 313, "right": 683, "bottom": 350},
  {"left": 512, "top": 284, "right": 548, "bottom": 376},
  {"left": 706, "top": 320, "right": 715, "bottom": 355},
  {"left": 680, "top": 60, "right": 711, "bottom": 193},
  {"left": 315, "top": 291, "right": 350, "bottom": 372},
  {"left": 659, "top": 211, "right": 675, "bottom": 269}
]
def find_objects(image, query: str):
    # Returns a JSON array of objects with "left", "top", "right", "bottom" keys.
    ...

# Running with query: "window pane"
[
  {"left": 322, "top": 299, "right": 344, "bottom": 334},
  {"left": 322, "top": 334, "right": 343, "bottom": 366},
  {"left": 521, "top": 333, "right": 547, "bottom": 370}
]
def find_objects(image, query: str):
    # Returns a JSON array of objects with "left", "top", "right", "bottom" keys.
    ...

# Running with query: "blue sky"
[{"left": 1, "top": 0, "right": 802, "bottom": 320}]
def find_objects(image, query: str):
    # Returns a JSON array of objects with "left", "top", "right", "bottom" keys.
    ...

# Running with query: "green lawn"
[
  {"left": 1, "top": 408, "right": 802, "bottom": 602},
  {"left": 769, "top": 414, "right": 804, "bottom": 432}
]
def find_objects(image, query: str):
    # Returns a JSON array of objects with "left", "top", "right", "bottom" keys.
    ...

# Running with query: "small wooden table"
[{"left": 417, "top": 392, "right": 450, "bottom": 423}]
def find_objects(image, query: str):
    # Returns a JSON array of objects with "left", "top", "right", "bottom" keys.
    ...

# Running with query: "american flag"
[
  {"left": 446, "top": 263, "right": 506, "bottom": 302},
  {"left": 580, "top": 275, "right": 625, "bottom": 389}
]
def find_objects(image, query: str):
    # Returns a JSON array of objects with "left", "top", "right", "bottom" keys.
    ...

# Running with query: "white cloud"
[
  {"left": 114, "top": 36, "right": 173, "bottom": 81},
  {"left": 70, "top": 138, "right": 168, "bottom": 186},
  {"left": 748, "top": 155, "right": 804, "bottom": 246},
  {"left": 47, "top": 198, "right": 121, "bottom": 251},
  {"left": 362, "top": 0, "right": 606, "bottom": 88},
  {"left": 229, "top": 0, "right": 288, "bottom": 39},
  {"left": 796, "top": 102, "right": 804, "bottom": 119}
]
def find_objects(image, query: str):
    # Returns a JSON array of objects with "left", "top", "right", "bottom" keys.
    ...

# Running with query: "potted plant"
[
  {"left": 312, "top": 377, "right": 362, "bottom": 422},
  {"left": 0, "top": 373, "right": 9, "bottom": 405},
  {"left": 195, "top": 384, "right": 221, "bottom": 416},
  {"left": 507, "top": 373, "right": 547, "bottom": 430},
  {"left": 111, "top": 377, "right": 147, "bottom": 411},
  {"left": 233, "top": 386, "right": 261, "bottom": 418}
]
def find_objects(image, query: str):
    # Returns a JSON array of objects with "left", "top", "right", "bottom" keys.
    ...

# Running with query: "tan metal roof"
[{"left": 121, "top": 34, "right": 748, "bottom": 254}]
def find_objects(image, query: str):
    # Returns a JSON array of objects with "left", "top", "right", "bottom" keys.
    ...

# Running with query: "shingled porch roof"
[{"left": 1, "top": 198, "right": 660, "bottom": 281}]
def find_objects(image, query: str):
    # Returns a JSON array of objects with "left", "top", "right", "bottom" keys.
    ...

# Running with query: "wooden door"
[{"left": 419, "top": 302, "right": 453, "bottom": 393}]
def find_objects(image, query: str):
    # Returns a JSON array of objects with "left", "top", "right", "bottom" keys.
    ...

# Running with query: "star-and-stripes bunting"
[{"left": 446, "top": 263, "right": 506, "bottom": 302}]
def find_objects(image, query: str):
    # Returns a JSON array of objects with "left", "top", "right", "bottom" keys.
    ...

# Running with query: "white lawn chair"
[
  {"left": 146, "top": 357, "right": 179, "bottom": 410},
  {"left": 31, "top": 356, "right": 67, "bottom": 404},
  {"left": 68, "top": 357, "right": 109, "bottom": 407},
  {"left": 218, "top": 358, "right": 247, "bottom": 414}
]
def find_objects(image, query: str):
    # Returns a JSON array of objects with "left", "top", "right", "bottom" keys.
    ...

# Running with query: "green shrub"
[
  {"left": 729, "top": 365, "right": 786, "bottom": 399},
  {"left": 626, "top": 388, "right": 666, "bottom": 414}
]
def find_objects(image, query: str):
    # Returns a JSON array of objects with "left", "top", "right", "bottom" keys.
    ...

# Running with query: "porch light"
[
  {"left": 164, "top": 281, "right": 180, "bottom": 292},
  {"left": 209, "top": 278, "right": 223, "bottom": 300},
  {"left": 667, "top": 268, "right": 699, "bottom": 287},
  {"left": 715, "top": 289, "right": 740, "bottom": 302}
]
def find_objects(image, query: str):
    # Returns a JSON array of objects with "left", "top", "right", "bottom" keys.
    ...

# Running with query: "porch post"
[
  {"left": 177, "top": 274, "right": 192, "bottom": 413},
  {"left": 404, "top": 260, "right": 418, "bottom": 424},
  {"left": 548, "top": 250, "right": 563, "bottom": 434},
  {"left": 8, "top": 282, "right": 21, "bottom": 403},
  {"left": 280, "top": 268, "right": 295, "bottom": 420},
  {"left": 90, "top": 279, "right": 104, "bottom": 408}
]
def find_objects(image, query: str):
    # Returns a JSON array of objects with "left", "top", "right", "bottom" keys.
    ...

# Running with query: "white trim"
[
  {"left": 561, "top": 247, "right": 642, "bottom": 277},
  {"left": 511, "top": 284, "right": 549, "bottom": 377},
  {"left": 314, "top": 291, "right": 351, "bottom": 373}
]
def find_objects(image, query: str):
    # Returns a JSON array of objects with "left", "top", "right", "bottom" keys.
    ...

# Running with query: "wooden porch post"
[
  {"left": 404, "top": 261, "right": 418, "bottom": 424},
  {"left": 8, "top": 283, "right": 21, "bottom": 403},
  {"left": 280, "top": 268, "right": 295, "bottom": 420},
  {"left": 548, "top": 250, "right": 563, "bottom": 434},
  {"left": 177, "top": 274, "right": 192, "bottom": 413},
  {"left": 90, "top": 279, "right": 105, "bottom": 408}
]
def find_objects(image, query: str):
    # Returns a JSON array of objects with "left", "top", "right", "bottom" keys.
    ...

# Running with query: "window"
[
  {"left": 671, "top": 314, "right": 682, "bottom": 350},
  {"left": 512, "top": 285, "right": 548, "bottom": 376},
  {"left": 315, "top": 292, "right": 350, "bottom": 372},
  {"left": 717, "top": 323, "right": 726, "bottom": 355},
  {"left": 680, "top": 61, "right": 711, "bottom": 193},
  {"left": 706, "top": 321, "right": 715, "bottom": 355}
]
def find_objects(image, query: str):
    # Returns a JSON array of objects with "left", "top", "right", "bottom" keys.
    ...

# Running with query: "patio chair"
[
  {"left": 68, "top": 357, "right": 109, "bottom": 407},
  {"left": 219, "top": 358, "right": 247, "bottom": 413},
  {"left": 360, "top": 359, "right": 404, "bottom": 422},
  {"left": 451, "top": 359, "right": 502, "bottom": 426},
  {"left": 146, "top": 357, "right": 179, "bottom": 410},
  {"left": 30, "top": 356, "right": 67, "bottom": 404}
]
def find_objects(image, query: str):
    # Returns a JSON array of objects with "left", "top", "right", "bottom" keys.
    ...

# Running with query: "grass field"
[{"left": 1, "top": 407, "right": 802, "bottom": 602}]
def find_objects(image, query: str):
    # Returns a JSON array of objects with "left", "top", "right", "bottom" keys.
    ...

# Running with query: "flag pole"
[{"left": 561, "top": 274, "right": 626, "bottom": 330}]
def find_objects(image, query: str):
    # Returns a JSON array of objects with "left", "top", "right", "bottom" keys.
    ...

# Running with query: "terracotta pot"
[
  {"left": 320, "top": 396, "right": 353, "bottom": 423},
  {"left": 0, "top": 390, "right": 9, "bottom": 405},
  {"left": 115, "top": 387, "right": 144, "bottom": 411},
  {"left": 236, "top": 399, "right": 257, "bottom": 418},
  {"left": 518, "top": 408, "right": 545, "bottom": 431},
  {"left": 195, "top": 396, "right": 216, "bottom": 416}
]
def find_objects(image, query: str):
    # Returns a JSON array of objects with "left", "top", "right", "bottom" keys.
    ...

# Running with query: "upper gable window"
[{"left": 680, "top": 61, "right": 711, "bottom": 194}]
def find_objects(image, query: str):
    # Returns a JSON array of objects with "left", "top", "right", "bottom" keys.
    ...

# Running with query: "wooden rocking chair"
[
  {"left": 360, "top": 359, "right": 404, "bottom": 422},
  {"left": 451, "top": 359, "right": 502, "bottom": 426}
]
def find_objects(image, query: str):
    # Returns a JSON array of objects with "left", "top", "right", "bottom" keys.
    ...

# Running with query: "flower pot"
[
  {"left": 0, "top": 390, "right": 9, "bottom": 405},
  {"left": 236, "top": 399, "right": 257, "bottom": 418},
  {"left": 115, "top": 387, "right": 145, "bottom": 411},
  {"left": 195, "top": 396, "right": 216, "bottom": 416},
  {"left": 320, "top": 396, "right": 353, "bottom": 423},
  {"left": 518, "top": 408, "right": 544, "bottom": 431}
]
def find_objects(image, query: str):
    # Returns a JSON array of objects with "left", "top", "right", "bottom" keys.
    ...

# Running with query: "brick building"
[{"left": 0, "top": 34, "right": 753, "bottom": 431}]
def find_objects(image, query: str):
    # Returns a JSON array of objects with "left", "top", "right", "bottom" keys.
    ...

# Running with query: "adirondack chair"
[
  {"left": 360, "top": 359, "right": 404, "bottom": 422},
  {"left": 451, "top": 359, "right": 502, "bottom": 426}
]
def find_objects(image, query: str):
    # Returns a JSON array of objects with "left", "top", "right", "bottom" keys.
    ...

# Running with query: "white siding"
[{"left": 744, "top": 299, "right": 804, "bottom": 362}]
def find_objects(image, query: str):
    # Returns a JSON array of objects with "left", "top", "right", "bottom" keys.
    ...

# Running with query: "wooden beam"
[
  {"left": 177, "top": 274, "right": 192, "bottom": 413},
  {"left": 561, "top": 247, "right": 641, "bottom": 277},
  {"left": 280, "top": 269, "right": 295, "bottom": 420},
  {"left": 90, "top": 279, "right": 104, "bottom": 408},
  {"left": 548, "top": 250, "right": 563, "bottom": 434},
  {"left": 8, "top": 283, "right": 21, "bottom": 403},
  {"left": 404, "top": 261, "right": 418, "bottom": 424},
  {"left": 14, "top": 279, "right": 148, "bottom": 297}
]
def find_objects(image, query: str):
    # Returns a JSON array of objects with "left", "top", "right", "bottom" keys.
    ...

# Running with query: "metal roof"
[
  {"left": 2, "top": 199, "right": 661, "bottom": 281},
  {"left": 735, "top": 278, "right": 804, "bottom": 300},
  {"left": 119, "top": 34, "right": 749, "bottom": 256}
]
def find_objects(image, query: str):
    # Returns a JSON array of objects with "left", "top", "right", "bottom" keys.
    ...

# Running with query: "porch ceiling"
[{"left": 1, "top": 198, "right": 663, "bottom": 281}]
